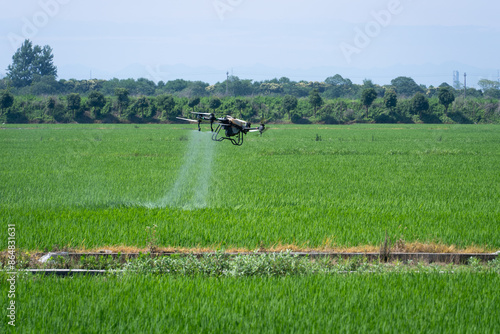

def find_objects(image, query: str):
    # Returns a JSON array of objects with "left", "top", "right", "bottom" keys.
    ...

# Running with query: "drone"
[{"left": 177, "top": 112, "right": 266, "bottom": 146}]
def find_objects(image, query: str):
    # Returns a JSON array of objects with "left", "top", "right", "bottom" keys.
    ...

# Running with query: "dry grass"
[
  {"left": 19, "top": 240, "right": 495, "bottom": 255},
  {"left": 394, "top": 241, "right": 488, "bottom": 254}
]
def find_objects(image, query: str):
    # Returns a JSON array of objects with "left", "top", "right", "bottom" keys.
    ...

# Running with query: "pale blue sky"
[{"left": 1, "top": 0, "right": 499, "bottom": 86}]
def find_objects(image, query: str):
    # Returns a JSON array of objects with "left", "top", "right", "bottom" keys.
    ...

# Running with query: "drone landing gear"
[{"left": 212, "top": 124, "right": 244, "bottom": 146}]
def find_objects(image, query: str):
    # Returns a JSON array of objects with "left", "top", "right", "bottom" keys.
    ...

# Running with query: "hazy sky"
[{"left": 1, "top": 0, "right": 499, "bottom": 85}]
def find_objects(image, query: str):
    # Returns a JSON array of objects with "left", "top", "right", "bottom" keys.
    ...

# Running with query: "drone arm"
[{"left": 247, "top": 124, "right": 266, "bottom": 135}]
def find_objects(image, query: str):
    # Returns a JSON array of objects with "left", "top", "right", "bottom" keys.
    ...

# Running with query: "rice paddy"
[
  {"left": 0, "top": 124, "right": 499, "bottom": 251},
  {"left": 1, "top": 271, "right": 498, "bottom": 333}
]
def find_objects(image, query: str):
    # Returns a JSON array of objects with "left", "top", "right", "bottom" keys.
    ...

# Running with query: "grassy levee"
[
  {"left": 1, "top": 124, "right": 499, "bottom": 251},
  {"left": 1, "top": 272, "right": 499, "bottom": 333}
]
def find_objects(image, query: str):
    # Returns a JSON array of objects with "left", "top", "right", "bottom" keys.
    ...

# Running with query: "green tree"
[
  {"left": 390, "top": 76, "right": 423, "bottom": 97},
  {"left": 0, "top": 90, "right": 14, "bottom": 114},
  {"left": 384, "top": 89, "right": 397, "bottom": 110},
  {"left": 437, "top": 86, "right": 455, "bottom": 115},
  {"left": 229, "top": 77, "right": 253, "bottom": 96},
  {"left": 411, "top": 93, "right": 429, "bottom": 116},
  {"left": 164, "top": 79, "right": 188, "bottom": 93},
  {"left": 157, "top": 94, "right": 176, "bottom": 119},
  {"left": 478, "top": 79, "right": 500, "bottom": 91},
  {"left": 114, "top": 88, "right": 130, "bottom": 115},
  {"left": 308, "top": 89, "right": 323, "bottom": 115},
  {"left": 209, "top": 97, "right": 222, "bottom": 113},
  {"left": 324, "top": 74, "right": 354, "bottom": 99},
  {"left": 234, "top": 98, "right": 248, "bottom": 118},
  {"left": 282, "top": 95, "right": 298, "bottom": 118},
  {"left": 46, "top": 96, "right": 57, "bottom": 115},
  {"left": 362, "top": 79, "right": 375, "bottom": 89},
  {"left": 87, "top": 91, "right": 106, "bottom": 118},
  {"left": 361, "top": 88, "right": 377, "bottom": 116},
  {"left": 478, "top": 79, "right": 500, "bottom": 98},
  {"left": 187, "top": 81, "right": 209, "bottom": 97},
  {"left": 7, "top": 39, "right": 57, "bottom": 87},
  {"left": 157, "top": 95, "right": 175, "bottom": 110},
  {"left": 325, "top": 74, "right": 346, "bottom": 86},
  {"left": 188, "top": 97, "right": 200, "bottom": 112},
  {"left": 278, "top": 77, "right": 291, "bottom": 84},
  {"left": 29, "top": 75, "right": 59, "bottom": 95},
  {"left": 133, "top": 96, "right": 149, "bottom": 118},
  {"left": 136, "top": 78, "right": 156, "bottom": 95},
  {"left": 66, "top": 93, "right": 81, "bottom": 117}
]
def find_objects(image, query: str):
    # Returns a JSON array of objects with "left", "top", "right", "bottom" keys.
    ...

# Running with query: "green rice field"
[
  {"left": 1, "top": 124, "right": 499, "bottom": 250},
  {"left": 1, "top": 272, "right": 499, "bottom": 333}
]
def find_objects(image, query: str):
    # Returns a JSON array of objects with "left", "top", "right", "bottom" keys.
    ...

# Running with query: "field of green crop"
[
  {"left": 1, "top": 124, "right": 499, "bottom": 250},
  {"left": 1, "top": 272, "right": 498, "bottom": 333}
]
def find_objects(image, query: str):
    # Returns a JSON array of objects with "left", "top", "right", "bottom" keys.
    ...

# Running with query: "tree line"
[
  {"left": 2, "top": 87, "right": 499, "bottom": 125},
  {"left": 1, "top": 40, "right": 499, "bottom": 124},
  {"left": 3, "top": 68, "right": 499, "bottom": 101}
]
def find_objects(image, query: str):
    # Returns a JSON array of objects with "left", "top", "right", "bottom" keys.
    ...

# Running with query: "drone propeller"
[
  {"left": 191, "top": 112, "right": 213, "bottom": 117},
  {"left": 248, "top": 124, "right": 266, "bottom": 135},
  {"left": 177, "top": 112, "right": 217, "bottom": 131},
  {"left": 176, "top": 117, "right": 199, "bottom": 124}
]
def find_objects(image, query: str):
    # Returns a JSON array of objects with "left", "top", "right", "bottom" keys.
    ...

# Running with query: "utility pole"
[
  {"left": 226, "top": 71, "right": 229, "bottom": 96},
  {"left": 463, "top": 72, "right": 467, "bottom": 99}
]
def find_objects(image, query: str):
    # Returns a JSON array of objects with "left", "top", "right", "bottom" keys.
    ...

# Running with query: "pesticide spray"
[{"left": 145, "top": 130, "right": 216, "bottom": 210}]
